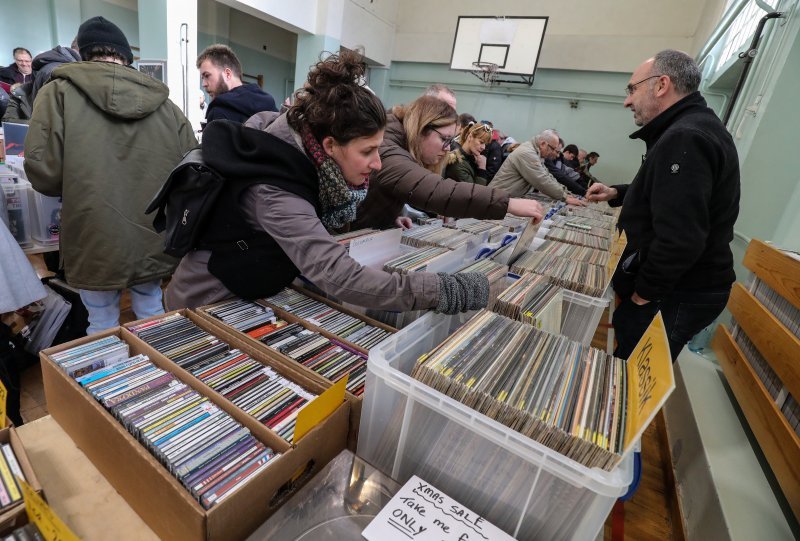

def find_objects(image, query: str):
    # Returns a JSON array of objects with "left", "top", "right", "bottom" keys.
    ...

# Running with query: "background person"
[
  {"left": 166, "top": 51, "right": 489, "bottom": 316},
  {"left": 0, "top": 48, "right": 33, "bottom": 85},
  {"left": 445, "top": 122, "right": 492, "bottom": 185},
  {"left": 350, "top": 96, "right": 544, "bottom": 231},
  {"left": 587, "top": 49, "right": 740, "bottom": 361},
  {"left": 24, "top": 16, "right": 197, "bottom": 334},
  {"left": 197, "top": 44, "right": 277, "bottom": 124},
  {"left": 491, "top": 129, "right": 586, "bottom": 206}
]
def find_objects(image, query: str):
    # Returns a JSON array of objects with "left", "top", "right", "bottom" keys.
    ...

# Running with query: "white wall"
[
  {"left": 394, "top": 0, "right": 725, "bottom": 72},
  {"left": 341, "top": 0, "right": 399, "bottom": 66},
  {"left": 213, "top": 0, "right": 319, "bottom": 34},
  {"left": 227, "top": 8, "right": 297, "bottom": 62},
  {"left": 213, "top": 0, "right": 400, "bottom": 67}
]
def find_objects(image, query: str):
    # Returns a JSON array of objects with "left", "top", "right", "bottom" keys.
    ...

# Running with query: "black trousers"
[{"left": 612, "top": 288, "right": 730, "bottom": 362}]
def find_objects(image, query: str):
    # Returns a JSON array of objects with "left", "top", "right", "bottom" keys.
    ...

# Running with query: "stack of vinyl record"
[
  {"left": 382, "top": 245, "right": 450, "bottom": 274},
  {"left": 537, "top": 258, "right": 607, "bottom": 297},
  {"left": 537, "top": 240, "right": 610, "bottom": 266},
  {"left": 449, "top": 220, "right": 509, "bottom": 242},
  {"left": 412, "top": 310, "right": 626, "bottom": 471},
  {"left": 552, "top": 214, "right": 614, "bottom": 231},
  {"left": 491, "top": 214, "right": 529, "bottom": 232},
  {"left": 456, "top": 258, "right": 508, "bottom": 284},
  {"left": 50, "top": 336, "right": 279, "bottom": 509},
  {"left": 264, "top": 289, "right": 393, "bottom": 349},
  {"left": 491, "top": 273, "right": 561, "bottom": 326},
  {"left": 456, "top": 258, "right": 509, "bottom": 301},
  {"left": 559, "top": 205, "right": 616, "bottom": 220},
  {"left": 545, "top": 228, "right": 610, "bottom": 250},
  {"left": 401, "top": 226, "right": 474, "bottom": 250},
  {"left": 510, "top": 241, "right": 608, "bottom": 275},
  {"left": 551, "top": 222, "right": 611, "bottom": 239},
  {"left": 129, "top": 315, "right": 321, "bottom": 441}
]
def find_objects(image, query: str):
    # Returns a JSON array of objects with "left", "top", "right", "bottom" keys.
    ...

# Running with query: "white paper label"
[{"left": 362, "top": 475, "right": 516, "bottom": 541}]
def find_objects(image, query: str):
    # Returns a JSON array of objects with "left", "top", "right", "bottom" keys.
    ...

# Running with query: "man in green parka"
[{"left": 24, "top": 16, "right": 197, "bottom": 334}]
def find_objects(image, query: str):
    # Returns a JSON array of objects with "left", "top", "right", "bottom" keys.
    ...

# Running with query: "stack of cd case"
[
  {"left": 0, "top": 426, "right": 42, "bottom": 525},
  {"left": 195, "top": 292, "right": 394, "bottom": 450},
  {"left": 259, "top": 288, "right": 395, "bottom": 351},
  {"left": 40, "top": 323, "right": 350, "bottom": 541},
  {"left": 197, "top": 299, "right": 368, "bottom": 397},
  {"left": 128, "top": 314, "right": 324, "bottom": 443},
  {"left": 48, "top": 335, "right": 281, "bottom": 509}
]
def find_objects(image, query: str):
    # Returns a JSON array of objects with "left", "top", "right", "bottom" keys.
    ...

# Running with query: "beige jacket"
[{"left": 489, "top": 140, "right": 568, "bottom": 200}]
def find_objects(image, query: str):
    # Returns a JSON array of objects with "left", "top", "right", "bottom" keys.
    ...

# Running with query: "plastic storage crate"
[
  {"left": 560, "top": 289, "right": 611, "bottom": 346},
  {"left": 30, "top": 191, "right": 61, "bottom": 244},
  {"left": 0, "top": 175, "right": 32, "bottom": 247},
  {"left": 358, "top": 311, "right": 633, "bottom": 541}
]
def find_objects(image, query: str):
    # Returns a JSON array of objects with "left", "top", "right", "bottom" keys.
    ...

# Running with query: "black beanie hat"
[{"left": 77, "top": 16, "right": 133, "bottom": 65}]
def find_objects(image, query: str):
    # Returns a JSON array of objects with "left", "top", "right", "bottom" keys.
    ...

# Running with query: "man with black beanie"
[{"left": 24, "top": 16, "right": 197, "bottom": 335}]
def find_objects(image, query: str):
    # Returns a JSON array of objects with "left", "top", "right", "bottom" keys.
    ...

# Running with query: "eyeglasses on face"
[
  {"left": 625, "top": 74, "right": 662, "bottom": 96},
  {"left": 431, "top": 127, "right": 456, "bottom": 150},
  {"left": 545, "top": 142, "right": 559, "bottom": 153}
]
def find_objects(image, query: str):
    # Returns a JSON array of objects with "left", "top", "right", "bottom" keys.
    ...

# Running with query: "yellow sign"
[
  {"left": 293, "top": 376, "right": 347, "bottom": 443},
  {"left": 0, "top": 378, "right": 6, "bottom": 428},
  {"left": 623, "top": 311, "right": 675, "bottom": 453},
  {"left": 605, "top": 230, "right": 627, "bottom": 283},
  {"left": 18, "top": 477, "right": 81, "bottom": 541}
]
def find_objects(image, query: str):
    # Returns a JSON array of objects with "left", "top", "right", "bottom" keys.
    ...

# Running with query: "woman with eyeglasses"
[
  {"left": 351, "top": 95, "right": 543, "bottom": 230},
  {"left": 445, "top": 122, "right": 493, "bottom": 185},
  {"left": 166, "top": 51, "right": 490, "bottom": 316}
]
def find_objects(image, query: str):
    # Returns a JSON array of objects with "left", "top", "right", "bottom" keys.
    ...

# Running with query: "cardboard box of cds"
[
  {"left": 194, "top": 288, "right": 398, "bottom": 451},
  {"left": 0, "top": 427, "right": 43, "bottom": 533},
  {"left": 41, "top": 317, "right": 349, "bottom": 541}
]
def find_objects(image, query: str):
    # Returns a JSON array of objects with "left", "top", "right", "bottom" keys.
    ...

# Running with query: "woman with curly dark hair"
[{"left": 166, "top": 51, "right": 489, "bottom": 315}]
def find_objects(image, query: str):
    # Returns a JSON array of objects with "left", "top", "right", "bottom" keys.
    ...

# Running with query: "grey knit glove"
[{"left": 435, "top": 272, "right": 490, "bottom": 314}]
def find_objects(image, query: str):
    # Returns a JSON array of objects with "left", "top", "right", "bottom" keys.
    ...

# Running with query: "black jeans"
[{"left": 613, "top": 288, "right": 730, "bottom": 362}]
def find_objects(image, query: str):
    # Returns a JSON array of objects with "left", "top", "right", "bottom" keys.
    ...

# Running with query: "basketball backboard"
[{"left": 450, "top": 16, "right": 548, "bottom": 86}]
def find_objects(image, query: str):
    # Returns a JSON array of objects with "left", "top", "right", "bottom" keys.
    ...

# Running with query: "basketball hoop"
[{"left": 471, "top": 61, "right": 499, "bottom": 86}]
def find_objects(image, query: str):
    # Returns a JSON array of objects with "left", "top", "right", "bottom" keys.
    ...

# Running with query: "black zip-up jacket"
[
  {"left": 610, "top": 91, "right": 740, "bottom": 301},
  {"left": 205, "top": 83, "right": 277, "bottom": 124}
]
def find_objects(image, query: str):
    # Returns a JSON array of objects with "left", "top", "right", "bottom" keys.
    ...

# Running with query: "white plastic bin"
[
  {"left": 561, "top": 289, "right": 611, "bottom": 346},
  {"left": 1, "top": 175, "right": 32, "bottom": 247},
  {"left": 359, "top": 311, "right": 633, "bottom": 540},
  {"left": 30, "top": 191, "right": 61, "bottom": 244}
]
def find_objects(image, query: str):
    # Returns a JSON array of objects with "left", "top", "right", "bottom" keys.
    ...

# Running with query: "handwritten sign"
[
  {"left": 362, "top": 475, "right": 516, "bottom": 541},
  {"left": 18, "top": 477, "right": 81, "bottom": 541},
  {"left": 623, "top": 311, "right": 675, "bottom": 453},
  {"left": 0, "top": 378, "right": 7, "bottom": 427}
]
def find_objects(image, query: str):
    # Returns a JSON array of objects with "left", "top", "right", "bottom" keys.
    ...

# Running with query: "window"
[{"left": 716, "top": 1, "right": 765, "bottom": 71}]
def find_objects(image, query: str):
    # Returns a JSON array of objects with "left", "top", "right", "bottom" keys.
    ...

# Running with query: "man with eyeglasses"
[
  {"left": 490, "top": 128, "right": 586, "bottom": 206},
  {"left": 586, "top": 49, "right": 740, "bottom": 362},
  {"left": 0, "top": 48, "right": 33, "bottom": 86}
]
